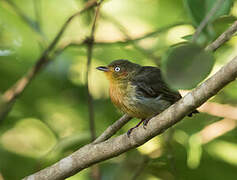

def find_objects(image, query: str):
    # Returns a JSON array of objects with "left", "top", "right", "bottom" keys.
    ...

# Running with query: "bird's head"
[{"left": 96, "top": 59, "right": 140, "bottom": 83}]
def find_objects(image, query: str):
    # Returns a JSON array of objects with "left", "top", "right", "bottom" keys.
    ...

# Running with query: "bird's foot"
[
  {"left": 188, "top": 109, "right": 199, "bottom": 117},
  {"left": 127, "top": 119, "right": 145, "bottom": 137},
  {"left": 142, "top": 118, "right": 151, "bottom": 129},
  {"left": 127, "top": 127, "right": 135, "bottom": 137}
]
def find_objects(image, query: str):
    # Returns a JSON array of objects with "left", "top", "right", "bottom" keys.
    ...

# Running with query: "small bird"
[{"left": 97, "top": 59, "right": 198, "bottom": 136}]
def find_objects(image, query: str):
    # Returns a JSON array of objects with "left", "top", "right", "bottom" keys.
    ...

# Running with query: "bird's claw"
[
  {"left": 127, "top": 128, "right": 133, "bottom": 137},
  {"left": 127, "top": 118, "right": 151, "bottom": 137},
  {"left": 142, "top": 118, "right": 150, "bottom": 129}
]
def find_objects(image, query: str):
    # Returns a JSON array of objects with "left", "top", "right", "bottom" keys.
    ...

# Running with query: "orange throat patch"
[{"left": 109, "top": 81, "right": 127, "bottom": 110}]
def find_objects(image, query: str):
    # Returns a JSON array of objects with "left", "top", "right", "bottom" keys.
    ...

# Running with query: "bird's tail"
[{"left": 188, "top": 109, "right": 199, "bottom": 117}]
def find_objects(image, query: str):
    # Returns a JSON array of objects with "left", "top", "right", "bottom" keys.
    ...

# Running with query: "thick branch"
[
  {"left": 23, "top": 53, "right": 237, "bottom": 180},
  {"left": 86, "top": 20, "right": 237, "bottom": 145},
  {"left": 22, "top": 18, "right": 237, "bottom": 180}
]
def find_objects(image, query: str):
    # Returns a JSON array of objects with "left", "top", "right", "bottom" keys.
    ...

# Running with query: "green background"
[{"left": 0, "top": 0, "right": 237, "bottom": 179}]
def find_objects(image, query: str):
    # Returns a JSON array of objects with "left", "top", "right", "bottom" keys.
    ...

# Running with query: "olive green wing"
[{"left": 132, "top": 66, "right": 182, "bottom": 103}]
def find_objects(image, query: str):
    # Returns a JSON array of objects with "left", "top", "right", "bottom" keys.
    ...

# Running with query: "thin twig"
[
  {"left": 85, "top": 1, "right": 102, "bottom": 142},
  {"left": 86, "top": 42, "right": 97, "bottom": 142},
  {"left": 205, "top": 20, "right": 237, "bottom": 51},
  {"left": 57, "top": 22, "right": 187, "bottom": 53},
  {"left": 33, "top": 0, "right": 42, "bottom": 33},
  {"left": 192, "top": 0, "right": 226, "bottom": 42},
  {"left": 93, "top": 114, "right": 132, "bottom": 144},
  {"left": 85, "top": 2, "right": 103, "bottom": 180},
  {"left": 0, "top": 0, "right": 99, "bottom": 121}
]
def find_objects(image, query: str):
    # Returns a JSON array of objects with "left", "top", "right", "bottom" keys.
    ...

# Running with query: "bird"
[{"left": 96, "top": 59, "right": 198, "bottom": 136}]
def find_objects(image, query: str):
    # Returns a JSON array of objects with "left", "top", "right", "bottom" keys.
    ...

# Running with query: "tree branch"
[
  {"left": 23, "top": 52, "right": 237, "bottom": 179},
  {"left": 87, "top": 21, "right": 237, "bottom": 145},
  {"left": 22, "top": 18, "right": 237, "bottom": 180},
  {"left": 56, "top": 19, "right": 237, "bottom": 57},
  {"left": 57, "top": 22, "right": 187, "bottom": 54},
  {"left": 85, "top": 1, "right": 102, "bottom": 142},
  {"left": 93, "top": 114, "right": 132, "bottom": 144},
  {"left": 33, "top": 0, "right": 42, "bottom": 34},
  {"left": 95, "top": 22, "right": 188, "bottom": 45},
  {"left": 84, "top": 2, "right": 103, "bottom": 180},
  {"left": 205, "top": 20, "right": 237, "bottom": 51}
]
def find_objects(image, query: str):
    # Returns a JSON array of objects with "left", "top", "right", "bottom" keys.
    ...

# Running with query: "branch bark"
[{"left": 23, "top": 45, "right": 237, "bottom": 180}]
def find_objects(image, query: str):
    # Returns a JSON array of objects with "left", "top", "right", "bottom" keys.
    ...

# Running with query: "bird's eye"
[{"left": 114, "top": 66, "right": 120, "bottom": 72}]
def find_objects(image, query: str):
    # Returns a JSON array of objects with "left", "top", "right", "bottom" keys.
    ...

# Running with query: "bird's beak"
[{"left": 96, "top": 66, "right": 109, "bottom": 72}]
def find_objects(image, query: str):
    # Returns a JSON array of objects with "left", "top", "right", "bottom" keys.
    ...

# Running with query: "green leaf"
[
  {"left": 161, "top": 43, "right": 214, "bottom": 89},
  {"left": 184, "top": 0, "right": 206, "bottom": 26},
  {"left": 206, "top": 0, "right": 233, "bottom": 20},
  {"left": 184, "top": 0, "right": 233, "bottom": 26}
]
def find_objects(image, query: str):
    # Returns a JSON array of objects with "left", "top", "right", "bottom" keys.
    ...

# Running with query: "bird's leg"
[
  {"left": 127, "top": 119, "right": 145, "bottom": 137},
  {"left": 142, "top": 117, "right": 151, "bottom": 129},
  {"left": 142, "top": 95, "right": 163, "bottom": 129},
  {"left": 143, "top": 113, "right": 159, "bottom": 129}
]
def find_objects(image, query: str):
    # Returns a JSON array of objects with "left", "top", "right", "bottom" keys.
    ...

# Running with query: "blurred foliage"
[
  {"left": 0, "top": 0, "right": 237, "bottom": 180},
  {"left": 183, "top": 0, "right": 234, "bottom": 44},
  {"left": 161, "top": 43, "right": 214, "bottom": 89}
]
